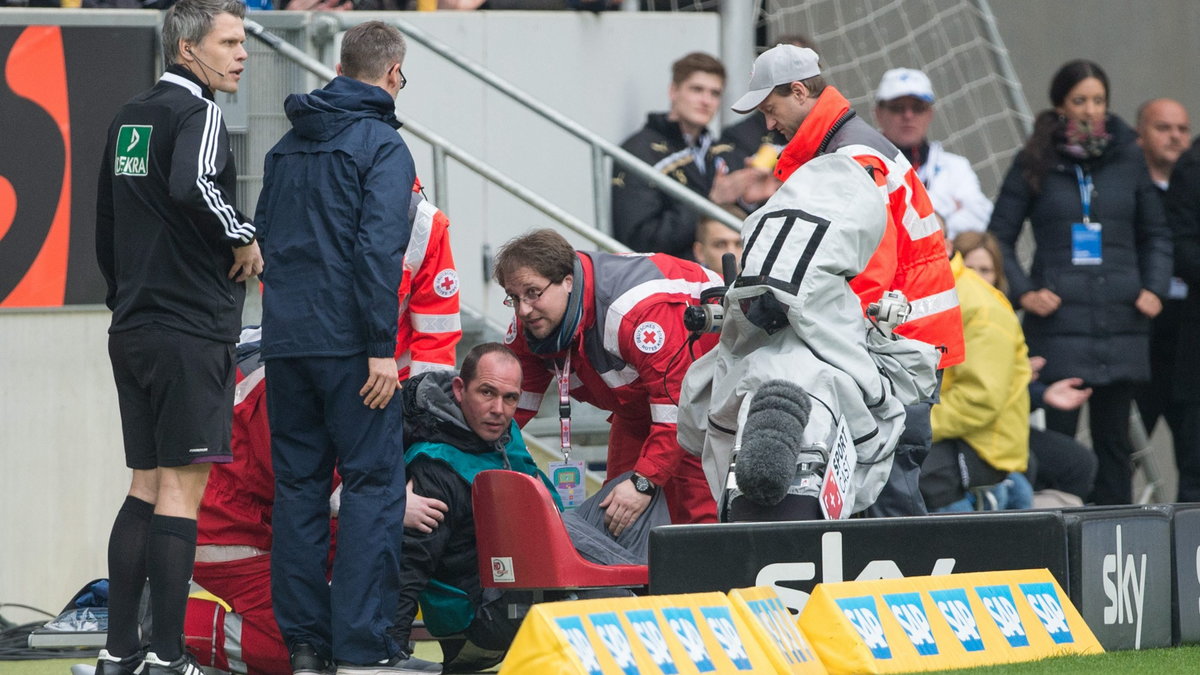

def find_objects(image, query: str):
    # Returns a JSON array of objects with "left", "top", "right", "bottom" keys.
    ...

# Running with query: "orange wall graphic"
[
  {"left": 1, "top": 26, "right": 70, "bottom": 307},
  {"left": 0, "top": 24, "right": 156, "bottom": 308}
]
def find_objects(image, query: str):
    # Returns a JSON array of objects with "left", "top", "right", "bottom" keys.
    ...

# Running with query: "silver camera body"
[{"left": 867, "top": 289, "right": 911, "bottom": 337}]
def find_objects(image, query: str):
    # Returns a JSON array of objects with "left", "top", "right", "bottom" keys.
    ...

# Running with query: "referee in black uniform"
[{"left": 94, "top": 1, "right": 262, "bottom": 674}]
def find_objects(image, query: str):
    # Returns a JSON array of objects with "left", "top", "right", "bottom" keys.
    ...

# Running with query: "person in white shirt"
[{"left": 874, "top": 67, "right": 993, "bottom": 241}]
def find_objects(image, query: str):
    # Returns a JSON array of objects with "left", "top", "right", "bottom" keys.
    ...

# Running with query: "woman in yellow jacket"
[{"left": 923, "top": 252, "right": 1033, "bottom": 510}]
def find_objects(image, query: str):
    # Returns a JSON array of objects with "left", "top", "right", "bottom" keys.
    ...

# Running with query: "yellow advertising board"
[
  {"left": 798, "top": 568, "right": 1102, "bottom": 674},
  {"left": 501, "top": 591, "right": 779, "bottom": 674},
  {"left": 728, "top": 587, "right": 827, "bottom": 673}
]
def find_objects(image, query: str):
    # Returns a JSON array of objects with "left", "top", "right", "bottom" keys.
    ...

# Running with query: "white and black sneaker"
[
  {"left": 96, "top": 649, "right": 145, "bottom": 675},
  {"left": 336, "top": 650, "right": 442, "bottom": 675},
  {"left": 143, "top": 651, "right": 204, "bottom": 675}
]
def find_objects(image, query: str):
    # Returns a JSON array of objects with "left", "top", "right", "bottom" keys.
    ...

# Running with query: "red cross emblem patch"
[
  {"left": 634, "top": 321, "right": 666, "bottom": 354},
  {"left": 433, "top": 269, "right": 459, "bottom": 298}
]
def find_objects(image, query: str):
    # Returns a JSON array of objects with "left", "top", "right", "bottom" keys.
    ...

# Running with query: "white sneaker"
[{"left": 335, "top": 651, "right": 442, "bottom": 675}]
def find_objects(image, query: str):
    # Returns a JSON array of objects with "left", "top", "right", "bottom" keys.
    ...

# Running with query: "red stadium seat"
[{"left": 472, "top": 470, "right": 648, "bottom": 597}]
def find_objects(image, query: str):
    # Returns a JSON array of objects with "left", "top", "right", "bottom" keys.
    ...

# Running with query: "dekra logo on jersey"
[{"left": 115, "top": 125, "right": 152, "bottom": 176}]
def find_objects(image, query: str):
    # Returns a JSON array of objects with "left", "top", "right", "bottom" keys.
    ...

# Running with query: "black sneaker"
[
  {"left": 336, "top": 650, "right": 443, "bottom": 675},
  {"left": 143, "top": 651, "right": 204, "bottom": 675},
  {"left": 291, "top": 643, "right": 333, "bottom": 675},
  {"left": 96, "top": 649, "right": 144, "bottom": 675},
  {"left": 440, "top": 638, "right": 506, "bottom": 674}
]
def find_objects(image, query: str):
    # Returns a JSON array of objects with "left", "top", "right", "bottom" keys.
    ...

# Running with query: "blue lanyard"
[{"left": 1074, "top": 165, "right": 1093, "bottom": 223}]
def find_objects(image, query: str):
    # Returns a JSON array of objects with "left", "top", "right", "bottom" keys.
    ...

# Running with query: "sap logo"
[
  {"left": 884, "top": 592, "right": 938, "bottom": 656},
  {"left": 1102, "top": 524, "right": 1148, "bottom": 649},
  {"left": 746, "top": 598, "right": 816, "bottom": 664},
  {"left": 1019, "top": 583, "right": 1074, "bottom": 645},
  {"left": 624, "top": 610, "right": 677, "bottom": 674},
  {"left": 929, "top": 589, "right": 984, "bottom": 652},
  {"left": 555, "top": 616, "right": 602, "bottom": 675},
  {"left": 700, "top": 607, "right": 753, "bottom": 671},
  {"left": 846, "top": 609, "right": 888, "bottom": 651},
  {"left": 662, "top": 608, "right": 715, "bottom": 672},
  {"left": 836, "top": 597, "right": 891, "bottom": 659},
  {"left": 976, "top": 586, "right": 1029, "bottom": 648},
  {"left": 588, "top": 612, "right": 637, "bottom": 675},
  {"left": 756, "top": 531, "right": 955, "bottom": 613}
]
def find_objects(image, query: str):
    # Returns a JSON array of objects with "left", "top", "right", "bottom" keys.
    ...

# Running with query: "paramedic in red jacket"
[
  {"left": 729, "top": 44, "right": 965, "bottom": 517},
  {"left": 495, "top": 229, "right": 720, "bottom": 531},
  {"left": 396, "top": 180, "right": 461, "bottom": 378}
]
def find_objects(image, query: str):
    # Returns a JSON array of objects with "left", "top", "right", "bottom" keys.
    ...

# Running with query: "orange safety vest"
[{"left": 774, "top": 86, "right": 964, "bottom": 367}]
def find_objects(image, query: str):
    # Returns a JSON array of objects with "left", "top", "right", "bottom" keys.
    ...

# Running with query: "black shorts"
[{"left": 108, "top": 326, "right": 235, "bottom": 469}]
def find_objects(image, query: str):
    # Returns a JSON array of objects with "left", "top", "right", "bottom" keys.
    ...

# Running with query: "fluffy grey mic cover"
[{"left": 734, "top": 380, "right": 813, "bottom": 506}]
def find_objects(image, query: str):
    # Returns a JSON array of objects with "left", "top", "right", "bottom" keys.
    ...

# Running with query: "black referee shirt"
[{"left": 96, "top": 65, "right": 254, "bottom": 343}]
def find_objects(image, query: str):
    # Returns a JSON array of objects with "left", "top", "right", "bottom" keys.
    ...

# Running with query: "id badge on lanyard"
[
  {"left": 1071, "top": 165, "right": 1102, "bottom": 265},
  {"left": 548, "top": 352, "right": 586, "bottom": 509}
]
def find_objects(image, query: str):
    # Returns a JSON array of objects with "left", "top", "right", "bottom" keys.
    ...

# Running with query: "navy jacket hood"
[
  {"left": 284, "top": 75, "right": 401, "bottom": 141},
  {"left": 257, "top": 74, "right": 415, "bottom": 361}
]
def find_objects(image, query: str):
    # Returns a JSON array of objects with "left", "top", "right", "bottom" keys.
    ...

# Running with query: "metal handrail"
[
  {"left": 973, "top": 0, "right": 1035, "bottom": 137},
  {"left": 349, "top": 15, "right": 746, "bottom": 235},
  {"left": 244, "top": 18, "right": 631, "bottom": 255}
]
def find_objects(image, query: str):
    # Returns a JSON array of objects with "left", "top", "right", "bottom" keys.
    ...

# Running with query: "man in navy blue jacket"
[{"left": 255, "top": 20, "right": 424, "bottom": 675}]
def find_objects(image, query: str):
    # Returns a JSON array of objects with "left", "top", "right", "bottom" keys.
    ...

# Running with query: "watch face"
[{"left": 634, "top": 475, "right": 653, "bottom": 493}]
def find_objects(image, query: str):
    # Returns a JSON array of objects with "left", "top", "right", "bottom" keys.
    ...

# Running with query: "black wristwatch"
[{"left": 630, "top": 472, "right": 658, "bottom": 496}]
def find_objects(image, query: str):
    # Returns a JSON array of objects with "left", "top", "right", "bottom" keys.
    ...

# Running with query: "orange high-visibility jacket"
[{"left": 774, "top": 86, "right": 964, "bottom": 367}]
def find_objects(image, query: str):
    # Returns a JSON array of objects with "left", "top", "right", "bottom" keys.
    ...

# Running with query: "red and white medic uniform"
[{"left": 508, "top": 251, "right": 721, "bottom": 525}]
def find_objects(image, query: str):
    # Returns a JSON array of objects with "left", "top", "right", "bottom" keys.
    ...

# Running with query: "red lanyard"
[{"left": 553, "top": 351, "right": 572, "bottom": 460}]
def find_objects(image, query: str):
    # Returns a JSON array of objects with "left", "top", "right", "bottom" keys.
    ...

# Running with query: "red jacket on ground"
[
  {"left": 508, "top": 251, "right": 720, "bottom": 524},
  {"left": 775, "top": 86, "right": 964, "bottom": 368},
  {"left": 197, "top": 362, "right": 273, "bottom": 550}
]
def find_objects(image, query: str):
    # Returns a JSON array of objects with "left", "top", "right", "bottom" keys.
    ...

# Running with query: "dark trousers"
[
  {"left": 1168, "top": 407, "right": 1200, "bottom": 502},
  {"left": 1027, "top": 427, "right": 1097, "bottom": 501},
  {"left": 1044, "top": 383, "right": 1134, "bottom": 505},
  {"left": 863, "top": 401, "right": 932, "bottom": 517},
  {"left": 1137, "top": 396, "right": 1200, "bottom": 503},
  {"left": 1137, "top": 306, "right": 1200, "bottom": 502},
  {"left": 1137, "top": 341, "right": 1200, "bottom": 499},
  {"left": 267, "top": 356, "right": 406, "bottom": 664}
]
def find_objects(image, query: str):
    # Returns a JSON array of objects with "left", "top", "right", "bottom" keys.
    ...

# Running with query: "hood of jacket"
[
  {"left": 284, "top": 75, "right": 401, "bottom": 141},
  {"left": 403, "top": 370, "right": 510, "bottom": 456},
  {"left": 775, "top": 86, "right": 856, "bottom": 181}
]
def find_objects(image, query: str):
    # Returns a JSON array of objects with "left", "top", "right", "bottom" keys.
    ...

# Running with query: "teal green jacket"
[{"left": 404, "top": 420, "right": 561, "bottom": 636}]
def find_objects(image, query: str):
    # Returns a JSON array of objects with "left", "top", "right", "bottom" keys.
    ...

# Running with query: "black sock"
[
  {"left": 146, "top": 515, "right": 198, "bottom": 661},
  {"left": 105, "top": 496, "right": 154, "bottom": 657}
]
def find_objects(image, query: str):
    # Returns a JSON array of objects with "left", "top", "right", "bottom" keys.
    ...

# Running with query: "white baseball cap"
[
  {"left": 731, "top": 44, "right": 822, "bottom": 114},
  {"left": 875, "top": 68, "right": 935, "bottom": 103}
]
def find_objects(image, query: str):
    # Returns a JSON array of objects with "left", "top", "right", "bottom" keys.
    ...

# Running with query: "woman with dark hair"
[{"left": 988, "top": 59, "right": 1172, "bottom": 505}]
